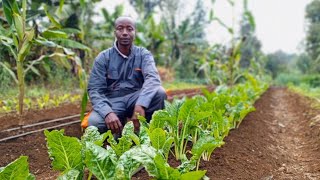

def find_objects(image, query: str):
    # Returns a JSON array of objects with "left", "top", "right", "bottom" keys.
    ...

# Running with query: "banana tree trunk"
[{"left": 17, "top": 60, "right": 25, "bottom": 116}]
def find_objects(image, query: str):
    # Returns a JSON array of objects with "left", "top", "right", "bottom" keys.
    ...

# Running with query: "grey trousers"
[{"left": 88, "top": 86, "right": 167, "bottom": 133}]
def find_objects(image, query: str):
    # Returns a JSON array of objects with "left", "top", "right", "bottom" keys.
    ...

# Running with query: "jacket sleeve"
[
  {"left": 135, "top": 49, "right": 161, "bottom": 108},
  {"left": 88, "top": 52, "right": 113, "bottom": 118}
]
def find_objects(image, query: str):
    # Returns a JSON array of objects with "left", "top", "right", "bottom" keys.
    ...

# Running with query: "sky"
[{"left": 96, "top": 0, "right": 313, "bottom": 54}]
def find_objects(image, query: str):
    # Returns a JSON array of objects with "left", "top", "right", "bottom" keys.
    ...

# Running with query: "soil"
[
  {"left": 1, "top": 87, "right": 320, "bottom": 179},
  {"left": 0, "top": 103, "right": 90, "bottom": 131}
]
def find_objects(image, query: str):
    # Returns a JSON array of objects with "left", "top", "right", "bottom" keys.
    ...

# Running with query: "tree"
[
  {"left": 265, "top": 51, "right": 296, "bottom": 78},
  {"left": 239, "top": 0, "right": 262, "bottom": 68},
  {"left": 295, "top": 53, "right": 313, "bottom": 74},
  {"left": 129, "top": 0, "right": 161, "bottom": 19},
  {"left": 0, "top": 0, "right": 88, "bottom": 116},
  {"left": 305, "top": 0, "right": 320, "bottom": 72}
]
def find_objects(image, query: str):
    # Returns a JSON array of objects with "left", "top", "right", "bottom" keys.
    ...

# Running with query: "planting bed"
[{"left": 1, "top": 87, "right": 320, "bottom": 179}]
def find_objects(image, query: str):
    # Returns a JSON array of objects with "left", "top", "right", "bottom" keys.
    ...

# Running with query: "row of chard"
[{"left": 0, "top": 75, "right": 269, "bottom": 179}]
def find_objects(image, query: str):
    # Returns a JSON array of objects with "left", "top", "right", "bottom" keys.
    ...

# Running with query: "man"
[{"left": 87, "top": 16, "right": 166, "bottom": 134}]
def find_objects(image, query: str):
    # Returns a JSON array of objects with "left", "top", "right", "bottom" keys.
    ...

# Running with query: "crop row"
[{"left": 0, "top": 75, "right": 268, "bottom": 180}]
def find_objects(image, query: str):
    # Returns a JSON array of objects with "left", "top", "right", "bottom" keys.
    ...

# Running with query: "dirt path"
[
  {"left": 267, "top": 88, "right": 320, "bottom": 179},
  {"left": 1, "top": 87, "right": 320, "bottom": 179}
]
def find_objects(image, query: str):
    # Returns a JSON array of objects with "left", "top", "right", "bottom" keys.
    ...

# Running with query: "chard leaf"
[
  {"left": 164, "top": 99, "right": 184, "bottom": 127},
  {"left": 154, "top": 154, "right": 168, "bottom": 178},
  {"left": 178, "top": 99, "right": 196, "bottom": 123},
  {"left": 149, "top": 110, "right": 169, "bottom": 131},
  {"left": 115, "top": 137, "right": 133, "bottom": 157},
  {"left": 116, "top": 145, "right": 170, "bottom": 179},
  {"left": 44, "top": 130, "right": 83, "bottom": 172},
  {"left": 130, "top": 145, "right": 158, "bottom": 177},
  {"left": 166, "top": 167, "right": 181, "bottom": 179},
  {"left": 178, "top": 159, "right": 196, "bottom": 174},
  {"left": 81, "top": 126, "right": 108, "bottom": 146},
  {"left": 190, "top": 111, "right": 212, "bottom": 127},
  {"left": 57, "top": 169, "right": 80, "bottom": 180},
  {"left": 192, "top": 95, "right": 207, "bottom": 105},
  {"left": 149, "top": 128, "right": 173, "bottom": 160},
  {"left": 149, "top": 128, "right": 166, "bottom": 150},
  {"left": 162, "top": 137, "right": 174, "bottom": 160},
  {"left": 139, "top": 126, "right": 151, "bottom": 145},
  {"left": 107, "top": 132, "right": 133, "bottom": 157},
  {"left": 122, "top": 121, "right": 140, "bottom": 145},
  {"left": 115, "top": 146, "right": 145, "bottom": 180},
  {"left": 165, "top": 99, "right": 184, "bottom": 118},
  {"left": 191, "top": 136, "right": 224, "bottom": 161},
  {"left": 26, "top": 174, "right": 36, "bottom": 180},
  {"left": 180, "top": 170, "right": 207, "bottom": 180},
  {"left": 84, "top": 142, "right": 117, "bottom": 180},
  {"left": 137, "top": 115, "right": 149, "bottom": 128},
  {"left": 0, "top": 156, "right": 34, "bottom": 180}
]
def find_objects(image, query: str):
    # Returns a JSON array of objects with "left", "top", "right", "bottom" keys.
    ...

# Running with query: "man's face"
[{"left": 114, "top": 18, "right": 135, "bottom": 47}]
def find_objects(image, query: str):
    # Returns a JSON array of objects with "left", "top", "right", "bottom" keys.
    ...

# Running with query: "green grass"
[
  {"left": 288, "top": 84, "right": 320, "bottom": 99},
  {"left": 275, "top": 73, "right": 320, "bottom": 88}
]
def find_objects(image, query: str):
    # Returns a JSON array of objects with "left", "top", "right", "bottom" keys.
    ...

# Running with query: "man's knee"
[
  {"left": 88, "top": 111, "right": 108, "bottom": 133},
  {"left": 155, "top": 86, "right": 167, "bottom": 101},
  {"left": 147, "top": 86, "right": 167, "bottom": 111}
]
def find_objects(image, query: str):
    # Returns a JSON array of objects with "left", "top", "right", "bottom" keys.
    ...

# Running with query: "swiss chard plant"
[
  {"left": 150, "top": 98, "right": 211, "bottom": 160},
  {"left": 45, "top": 124, "right": 207, "bottom": 180},
  {"left": 0, "top": 156, "right": 35, "bottom": 180}
]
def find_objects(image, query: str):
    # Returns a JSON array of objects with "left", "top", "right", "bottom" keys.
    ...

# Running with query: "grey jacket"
[{"left": 88, "top": 43, "right": 161, "bottom": 119}]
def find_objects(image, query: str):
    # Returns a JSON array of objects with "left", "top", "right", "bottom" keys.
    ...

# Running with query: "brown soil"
[
  {"left": 0, "top": 103, "right": 89, "bottom": 131},
  {"left": 1, "top": 87, "right": 320, "bottom": 179}
]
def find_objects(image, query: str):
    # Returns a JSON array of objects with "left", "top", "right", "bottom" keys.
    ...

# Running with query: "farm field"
[
  {"left": 1, "top": 0, "right": 320, "bottom": 179},
  {"left": 1, "top": 87, "right": 320, "bottom": 179}
]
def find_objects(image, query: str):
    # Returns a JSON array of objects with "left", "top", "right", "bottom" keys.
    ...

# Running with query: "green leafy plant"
[
  {"left": 1, "top": 0, "right": 89, "bottom": 116},
  {"left": 0, "top": 156, "right": 35, "bottom": 180},
  {"left": 149, "top": 128, "right": 174, "bottom": 161},
  {"left": 190, "top": 135, "right": 224, "bottom": 170},
  {"left": 44, "top": 129, "right": 84, "bottom": 176},
  {"left": 45, "top": 124, "right": 207, "bottom": 180},
  {"left": 150, "top": 98, "right": 211, "bottom": 160}
]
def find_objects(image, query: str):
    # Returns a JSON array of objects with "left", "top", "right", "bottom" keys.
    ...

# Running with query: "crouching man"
[{"left": 87, "top": 16, "right": 166, "bottom": 134}]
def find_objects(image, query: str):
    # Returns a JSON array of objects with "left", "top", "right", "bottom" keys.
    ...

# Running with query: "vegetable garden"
[{"left": 1, "top": 0, "right": 320, "bottom": 179}]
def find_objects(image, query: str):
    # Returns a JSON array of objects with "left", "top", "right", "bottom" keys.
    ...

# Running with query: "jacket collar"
[{"left": 113, "top": 41, "right": 135, "bottom": 59}]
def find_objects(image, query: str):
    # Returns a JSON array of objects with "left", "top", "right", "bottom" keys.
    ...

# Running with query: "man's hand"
[
  {"left": 130, "top": 105, "right": 145, "bottom": 132},
  {"left": 105, "top": 112, "right": 123, "bottom": 134}
]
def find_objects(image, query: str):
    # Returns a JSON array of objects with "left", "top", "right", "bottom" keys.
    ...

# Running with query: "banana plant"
[
  {"left": 1, "top": 0, "right": 32, "bottom": 115},
  {"left": 1, "top": 0, "right": 89, "bottom": 116}
]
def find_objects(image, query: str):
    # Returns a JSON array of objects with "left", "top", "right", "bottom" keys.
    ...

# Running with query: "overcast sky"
[{"left": 96, "top": 0, "right": 313, "bottom": 54}]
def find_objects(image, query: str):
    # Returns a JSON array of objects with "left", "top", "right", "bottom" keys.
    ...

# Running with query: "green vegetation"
[
  {"left": 43, "top": 76, "right": 268, "bottom": 179},
  {"left": 0, "top": 0, "right": 269, "bottom": 117},
  {"left": 1, "top": 0, "right": 320, "bottom": 179},
  {"left": 44, "top": 125, "right": 207, "bottom": 180},
  {"left": 1, "top": 0, "right": 88, "bottom": 116},
  {"left": 0, "top": 156, "right": 35, "bottom": 180}
]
